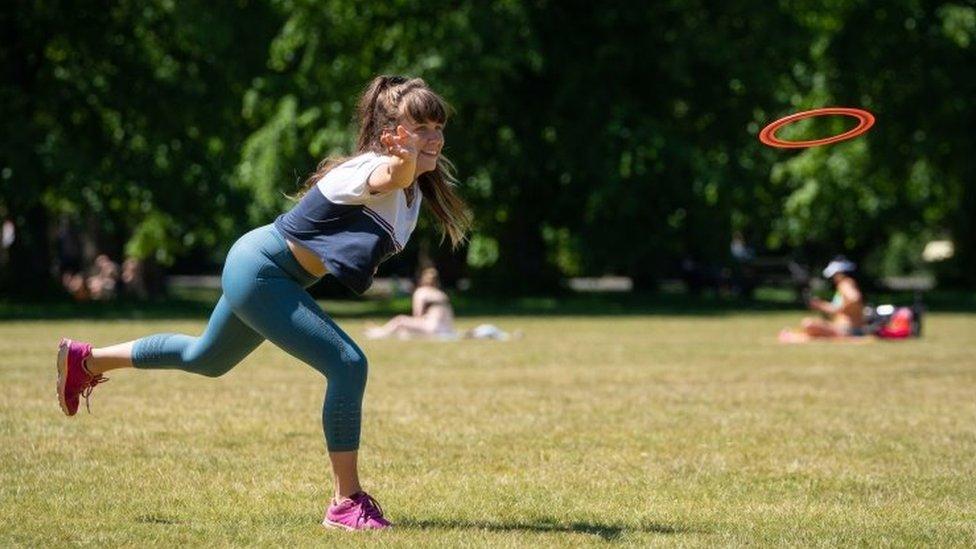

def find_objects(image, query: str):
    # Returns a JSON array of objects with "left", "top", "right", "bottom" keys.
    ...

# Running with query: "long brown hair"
[{"left": 300, "top": 76, "right": 471, "bottom": 248}]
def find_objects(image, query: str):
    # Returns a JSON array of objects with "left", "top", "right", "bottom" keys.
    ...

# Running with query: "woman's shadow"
[{"left": 395, "top": 517, "right": 702, "bottom": 541}]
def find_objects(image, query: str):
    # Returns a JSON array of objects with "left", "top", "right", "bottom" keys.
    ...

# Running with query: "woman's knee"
[
  {"left": 333, "top": 346, "right": 368, "bottom": 389},
  {"left": 347, "top": 349, "right": 369, "bottom": 382}
]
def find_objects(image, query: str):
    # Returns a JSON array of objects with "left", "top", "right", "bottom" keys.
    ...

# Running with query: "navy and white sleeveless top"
[{"left": 274, "top": 152, "right": 422, "bottom": 294}]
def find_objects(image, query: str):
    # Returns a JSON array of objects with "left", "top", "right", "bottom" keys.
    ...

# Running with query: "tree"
[{"left": 0, "top": 0, "right": 280, "bottom": 296}]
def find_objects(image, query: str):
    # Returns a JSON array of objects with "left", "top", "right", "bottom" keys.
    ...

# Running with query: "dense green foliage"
[{"left": 2, "top": 1, "right": 974, "bottom": 294}]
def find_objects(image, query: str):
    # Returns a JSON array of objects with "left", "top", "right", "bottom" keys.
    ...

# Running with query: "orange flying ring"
[{"left": 759, "top": 107, "right": 875, "bottom": 149}]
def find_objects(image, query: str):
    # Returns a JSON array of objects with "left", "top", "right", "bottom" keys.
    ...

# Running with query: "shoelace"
[
  {"left": 81, "top": 374, "right": 108, "bottom": 413},
  {"left": 357, "top": 493, "right": 385, "bottom": 525}
]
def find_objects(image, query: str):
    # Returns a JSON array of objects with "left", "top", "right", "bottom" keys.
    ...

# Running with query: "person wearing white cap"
[{"left": 779, "top": 256, "right": 866, "bottom": 342}]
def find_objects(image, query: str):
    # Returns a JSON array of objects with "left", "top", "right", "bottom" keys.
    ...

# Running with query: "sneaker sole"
[
  {"left": 56, "top": 338, "right": 72, "bottom": 416},
  {"left": 322, "top": 518, "right": 356, "bottom": 531},
  {"left": 321, "top": 518, "right": 390, "bottom": 531}
]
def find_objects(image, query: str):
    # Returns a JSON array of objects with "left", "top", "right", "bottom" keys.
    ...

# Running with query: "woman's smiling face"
[{"left": 404, "top": 117, "right": 444, "bottom": 174}]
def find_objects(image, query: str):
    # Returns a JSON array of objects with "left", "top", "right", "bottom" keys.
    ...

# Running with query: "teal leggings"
[{"left": 132, "top": 224, "right": 367, "bottom": 451}]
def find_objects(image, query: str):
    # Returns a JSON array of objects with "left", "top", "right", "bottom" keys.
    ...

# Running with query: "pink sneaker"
[
  {"left": 322, "top": 492, "right": 391, "bottom": 531},
  {"left": 56, "top": 338, "right": 107, "bottom": 416}
]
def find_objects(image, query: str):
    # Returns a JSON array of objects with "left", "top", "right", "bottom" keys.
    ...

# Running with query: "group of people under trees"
[{"left": 61, "top": 254, "right": 148, "bottom": 301}]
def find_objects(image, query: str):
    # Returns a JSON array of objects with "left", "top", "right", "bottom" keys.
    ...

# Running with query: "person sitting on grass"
[
  {"left": 779, "top": 256, "right": 867, "bottom": 343},
  {"left": 365, "top": 267, "right": 455, "bottom": 339},
  {"left": 365, "top": 267, "right": 520, "bottom": 341}
]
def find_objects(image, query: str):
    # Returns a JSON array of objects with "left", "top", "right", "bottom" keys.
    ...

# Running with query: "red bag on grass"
[{"left": 876, "top": 307, "right": 913, "bottom": 339}]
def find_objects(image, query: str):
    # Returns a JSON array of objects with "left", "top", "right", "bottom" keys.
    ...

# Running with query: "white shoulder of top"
[{"left": 316, "top": 152, "right": 391, "bottom": 205}]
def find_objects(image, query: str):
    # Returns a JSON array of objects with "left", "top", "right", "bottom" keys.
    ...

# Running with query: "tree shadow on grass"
[{"left": 395, "top": 517, "right": 703, "bottom": 541}]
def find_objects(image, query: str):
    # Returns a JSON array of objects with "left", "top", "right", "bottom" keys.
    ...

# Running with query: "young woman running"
[{"left": 56, "top": 75, "right": 470, "bottom": 531}]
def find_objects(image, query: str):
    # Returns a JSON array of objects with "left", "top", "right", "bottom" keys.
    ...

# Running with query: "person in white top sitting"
[{"left": 366, "top": 268, "right": 455, "bottom": 339}]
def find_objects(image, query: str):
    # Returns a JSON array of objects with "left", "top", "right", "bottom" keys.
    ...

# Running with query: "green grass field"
[{"left": 2, "top": 308, "right": 975, "bottom": 546}]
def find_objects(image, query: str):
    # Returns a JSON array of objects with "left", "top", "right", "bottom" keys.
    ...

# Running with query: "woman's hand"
[
  {"left": 376, "top": 125, "right": 421, "bottom": 189},
  {"left": 381, "top": 125, "right": 420, "bottom": 163},
  {"left": 808, "top": 297, "right": 836, "bottom": 316}
]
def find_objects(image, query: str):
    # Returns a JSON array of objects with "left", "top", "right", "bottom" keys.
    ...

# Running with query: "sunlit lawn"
[{"left": 1, "top": 309, "right": 974, "bottom": 546}]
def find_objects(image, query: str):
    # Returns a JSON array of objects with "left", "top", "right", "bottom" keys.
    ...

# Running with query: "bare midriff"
[{"left": 285, "top": 239, "right": 328, "bottom": 278}]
